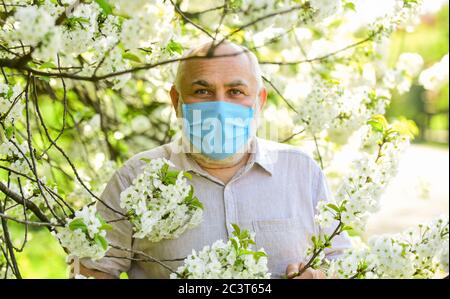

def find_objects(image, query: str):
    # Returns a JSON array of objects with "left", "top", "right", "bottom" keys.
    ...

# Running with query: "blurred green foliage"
[
  {"left": 10, "top": 223, "right": 67, "bottom": 278},
  {"left": 387, "top": 4, "right": 449, "bottom": 143}
]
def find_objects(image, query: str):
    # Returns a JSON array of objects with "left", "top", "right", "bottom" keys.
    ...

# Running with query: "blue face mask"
[{"left": 181, "top": 101, "right": 255, "bottom": 160}]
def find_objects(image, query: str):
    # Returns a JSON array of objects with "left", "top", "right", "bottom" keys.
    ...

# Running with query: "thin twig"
[{"left": 0, "top": 211, "right": 62, "bottom": 227}]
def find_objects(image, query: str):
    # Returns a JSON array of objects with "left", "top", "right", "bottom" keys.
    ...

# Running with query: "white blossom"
[
  {"left": 0, "top": 138, "right": 32, "bottom": 180},
  {"left": 0, "top": 83, "right": 24, "bottom": 124},
  {"left": 171, "top": 225, "right": 270, "bottom": 279},
  {"left": 119, "top": 158, "right": 203, "bottom": 242},
  {"left": 419, "top": 54, "right": 449, "bottom": 91},
  {"left": 55, "top": 205, "right": 111, "bottom": 260},
  {"left": 309, "top": 0, "right": 342, "bottom": 21},
  {"left": 328, "top": 217, "right": 449, "bottom": 278},
  {"left": 2, "top": 5, "right": 55, "bottom": 47},
  {"left": 383, "top": 52, "right": 424, "bottom": 94},
  {"left": 119, "top": 1, "right": 175, "bottom": 51},
  {"left": 295, "top": 78, "right": 343, "bottom": 135}
]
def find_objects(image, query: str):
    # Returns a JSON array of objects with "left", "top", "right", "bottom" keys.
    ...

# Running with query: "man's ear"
[
  {"left": 169, "top": 85, "right": 179, "bottom": 110},
  {"left": 258, "top": 86, "right": 267, "bottom": 112}
]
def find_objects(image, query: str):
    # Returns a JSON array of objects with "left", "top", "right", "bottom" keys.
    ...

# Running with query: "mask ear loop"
[
  {"left": 177, "top": 95, "right": 184, "bottom": 118},
  {"left": 177, "top": 95, "right": 193, "bottom": 154},
  {"left": 246, "top": 96, "right": 260, "bottom": 155},
  {"left": 251, "top": 95, "right": 260, "bottom": 133}
]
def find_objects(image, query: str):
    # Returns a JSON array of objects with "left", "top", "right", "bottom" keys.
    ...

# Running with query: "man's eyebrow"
[
  {"left": 191, "top": 80, "right": 211, "bottom": 87},
  {"left": 224, "top": 80, "right": 248, "bottom": 87}
]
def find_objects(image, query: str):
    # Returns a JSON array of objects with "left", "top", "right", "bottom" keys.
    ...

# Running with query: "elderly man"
[{"left": 78, "top": 41, "right": 351, "bottom": 279}]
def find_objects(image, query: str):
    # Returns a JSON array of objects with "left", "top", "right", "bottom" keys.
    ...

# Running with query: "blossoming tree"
[{"left": 0, "top": 0, "right": 448, "bottom": 279}]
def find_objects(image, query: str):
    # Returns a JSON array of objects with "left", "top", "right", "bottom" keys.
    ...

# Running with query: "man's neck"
[
  {"left": 195, "top": 152, "right": 251, "bottom": 185},
  {"left": 181, "top": 137, "right": 257, "bottom": 184}
]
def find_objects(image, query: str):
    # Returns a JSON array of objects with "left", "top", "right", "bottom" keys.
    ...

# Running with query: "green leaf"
[
  {"left": 166, "top": 40, "right": 184, "bottom": 55},
  {"left": 140, "top": 158, "right": 151, "bottom": 163},
  {"left": 231, "top": 223, "right": 241, "bottom": 237},
  {"left": 183, "top": 171, "right": 192, "bottom": 180},
  {"left": 95, "top": 0, "right": 113, "bottom": 15},
  {"left": 227, "top": 0, "right": 243, "bottom": 10},
  {"left": 368, "top": 114, "right": 388, "bottom": 133},
  {"left": 69, "top": 218, "right": 88, "bottom": 232},
  {"left": 5, "top": 86, "right": 13, "bottom": 98},
  {"left": 344, "top": 2, "right": 356, "bottom": 11},
  {"left": 5, "top": 126, "right": 14, "bottom": 139},
  {"left": 32, "top": 188, "right": 41, "bottom": 196},
  {"left": 341, "top": 225, "right": 354, "bottom": 231},
  {"left": 96, "top": 214, "right": 112, "bottom": 230},
  {"left": 168, "top": 128, "right": 177, "bottom": 137},
  {"left": 241, "top": 229, "right": 250, "bottom": 239},
  {"left": 234, "top": 258, "right": 244, "bottom": 269},
  {"left": 230, "top": 238, "right": 239, "bottom": 251},
  {"left": 94, "top": 234, "right": 108, "bottom": 251},
  {"left": 166, "top": 170, "right": 180, "bottom": 178},
  {"left": 253, "top": 251, "right": 267, "bottom": 262},
  {"left": 327, "top": 203, "right": 341, "bottom": 213},
  {"left": 367, "top": 120, "right": 383, "bottom": 133},
  {"left": 188, "top": 186, "right": 194, "bottom": 199},
  {"left": 188, "top": 197, "right": 203, "bottom": 210},
  {"left": 38, "top": 61, "right": 57, "bottom": 69},
  {"left": 160, "top": 163, "right": 169, "bottom": 176},
  {"left": 100, "top": 223, "right": 113, "bottom": 231},
  {"left": 163, "top": 176, "right": 177, "bottom": 185},
  {"left": 239, "top": 249, "right": 254, "bottom": 256},
  {"left": 65, "top": 17, "right": 90, "bottom": 27},
  {"left": 122, "top": 52, "right": 141, "bottom": 63},
  {"left": 164, "top": 169, "right": 180, "bottom": 184},
  {"left": 37, "top": 76, "right": 50, "bottom": 83},
  {"left": 391, "top": 117, "right": 419, "bottom": 139},
  {"left": 404, "top": 0, "right": 419, "bottom": 6}
]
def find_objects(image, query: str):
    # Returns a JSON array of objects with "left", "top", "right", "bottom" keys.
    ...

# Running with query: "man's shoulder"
[
  {"left": 120, "top": 141, "right": 175, "bottom": 174},
  {"left": 257, "top": 138, "right": 316, "bottom": 163},
  {"left": 257, "top": 138, "right": 323, "bottom": 185}
]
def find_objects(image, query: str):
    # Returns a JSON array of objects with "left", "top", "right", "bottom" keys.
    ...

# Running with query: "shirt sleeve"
[
  {"left": 79, "top": 164, "right": 134, "bottom": 278},
  {"left": 312, "top": 163, "right": 352, "bottom": 260}
]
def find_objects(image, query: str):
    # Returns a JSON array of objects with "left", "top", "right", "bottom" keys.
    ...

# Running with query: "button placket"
[
  {"left": 223, "top": 184, "right": 237, "bottom": 238},
  {"left": 223, "top": 162, "right": 255, "bottom": 237}
]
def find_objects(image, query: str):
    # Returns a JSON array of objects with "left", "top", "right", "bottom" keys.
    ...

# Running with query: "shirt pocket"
[{"left": 251, "top": 218, "right": 313, "bottom": 278}]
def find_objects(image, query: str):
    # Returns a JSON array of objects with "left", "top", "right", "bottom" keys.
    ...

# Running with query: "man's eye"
[
  {"left": 229, "top": 89, "right": 243, "bottom": 96},
  {"left": 194, "top": 89, "right": 210, "bottom": 95}
]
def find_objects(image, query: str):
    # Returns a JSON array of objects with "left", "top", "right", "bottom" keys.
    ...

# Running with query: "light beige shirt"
[{"left": 80, "top": 137, "right": 351, "bottom": 279}]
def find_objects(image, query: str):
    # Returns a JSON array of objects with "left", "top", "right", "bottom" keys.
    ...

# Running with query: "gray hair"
[{"left": 174, "top": 41, "right": 264, "bottom": 93}]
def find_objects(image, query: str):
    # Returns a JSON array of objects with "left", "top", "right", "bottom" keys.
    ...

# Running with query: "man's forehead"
[
  {"left": 180, "top": 57, "right": 255, "bottom": 85},
  {"left": 190, "top": 78, "right": 250, "bottom": 87},
  {"left": 175, "top": 41, "right": 261, "bottom": 91},
  {"left": 183, "top": 52, "right": 253, "bottom": 71}
]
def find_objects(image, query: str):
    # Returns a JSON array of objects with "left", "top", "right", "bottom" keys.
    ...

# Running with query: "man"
[{"left": 78, "top": 41, "right": 351, "bottom": 279}]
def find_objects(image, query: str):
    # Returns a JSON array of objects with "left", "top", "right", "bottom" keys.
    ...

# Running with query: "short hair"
[{"left": 174, "top": 41, "right": 263, "bottom": 93}]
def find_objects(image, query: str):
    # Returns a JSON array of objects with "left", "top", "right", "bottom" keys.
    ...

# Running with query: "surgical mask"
[{"left": 181, "top": 100, "right": 255, "bottom": 160}]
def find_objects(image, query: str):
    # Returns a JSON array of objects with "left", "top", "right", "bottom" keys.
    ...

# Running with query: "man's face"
[
  {"left": 173, "top": 49, "right": 262, "bottom": 109},
  {"left": 169, "top": 44, "right": 268, "bottom": 165}
]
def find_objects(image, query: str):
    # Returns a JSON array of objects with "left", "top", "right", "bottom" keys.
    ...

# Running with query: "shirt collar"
[
  {"left": 168, "top": 137, "right": 203, "bottom": 173},
  {"left": 250, "top": 137, "right": 275, "bottom": 176}
]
